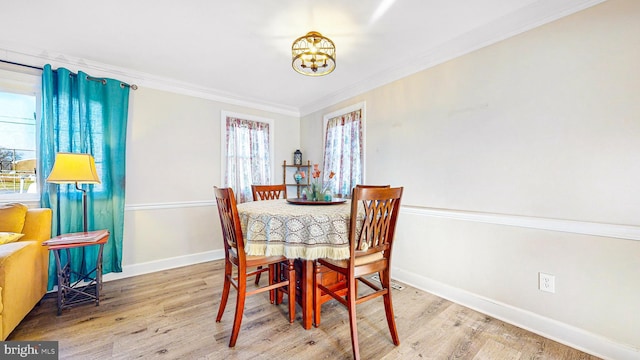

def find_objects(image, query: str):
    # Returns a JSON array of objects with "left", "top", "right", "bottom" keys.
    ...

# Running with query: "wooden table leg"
[{"left": 300, "top": 259, "right": 313, "bottom": 330}]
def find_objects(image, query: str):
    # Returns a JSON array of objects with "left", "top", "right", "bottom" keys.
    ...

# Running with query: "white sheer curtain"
[
  {"left": 323, "top": 110, "right": 363, "bottom": 197},
  {"left": 225, "top": 117, "right": 271, "bottom": 203}
]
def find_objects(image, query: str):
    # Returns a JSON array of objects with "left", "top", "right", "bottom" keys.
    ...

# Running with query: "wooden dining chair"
[
  {"left": 214, "top": 187, "right": 296, "bottom": 347},
  {"left": 313, "top": 186, "right": 404, "bottom": 360},
  {"left": 311, "top": 182, "right": 390, "bottom": 312},
  {"left": 251, "top": 184, "right": 287, "bottom": 201},
  {"left": 251, "top": 184, "right": 288, "bottom": 285}
]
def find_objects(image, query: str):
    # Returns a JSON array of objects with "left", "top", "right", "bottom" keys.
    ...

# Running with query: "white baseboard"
[
  {"left": 102, "top": 249, "right": 225, "bottom": 282},
  {"left": 392, "top": 267, "right": 639, "bottom": 360},
  {"left": 66, "top": 247, "right": 638, "bottom": 359}
]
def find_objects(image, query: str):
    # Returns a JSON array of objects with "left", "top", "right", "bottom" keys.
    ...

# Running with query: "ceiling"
[{"left": 0, "top": 0, "right": 602, "bottom": 116}]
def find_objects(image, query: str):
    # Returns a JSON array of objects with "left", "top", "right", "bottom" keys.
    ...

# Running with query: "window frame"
[
  {"left": 219, "top": 110, "right": 275, "bottom": 188},
  {"left": 322, "top": 101, "right": 366, "bottom": 185},
  {"left": 0, "top": 65, "right": 42, "bottom": 205}
]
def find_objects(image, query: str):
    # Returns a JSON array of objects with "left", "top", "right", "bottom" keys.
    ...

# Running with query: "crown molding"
[
  {"left": 0, "top": 43, "right": 300, "bottom": 117},
  {"left": 1, "top": 0, "right": 605, "bottom": 119},
  {"left": 299, "top": 0, "right": 606, "bottom": 116}
]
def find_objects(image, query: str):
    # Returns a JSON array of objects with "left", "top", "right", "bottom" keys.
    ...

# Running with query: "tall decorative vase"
[{"left": 312, "top": 183, "right": 322, "bottom": 201}]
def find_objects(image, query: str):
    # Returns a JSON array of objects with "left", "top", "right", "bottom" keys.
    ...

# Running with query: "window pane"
[
  {"left": 323, "top": 108, "right": 364, "bottom": 198},
  {"left": 0, "top": 91, "right": 37, "bottom": 198},
  {"left": 224, "top": 115, "right": 272, "bottom": 203}
]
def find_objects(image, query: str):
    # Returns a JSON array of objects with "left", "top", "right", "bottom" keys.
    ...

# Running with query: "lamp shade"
[{"left": 47, "top": 153, "right": 101, "bottom": 184}]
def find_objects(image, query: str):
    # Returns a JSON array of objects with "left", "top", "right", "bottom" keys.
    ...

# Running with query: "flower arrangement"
[
  {"left": 311, "top": 163, "right": 321, "bottom": 188},
  {"left": 302, "top": 164, "right": 335, "bottom": 201}
]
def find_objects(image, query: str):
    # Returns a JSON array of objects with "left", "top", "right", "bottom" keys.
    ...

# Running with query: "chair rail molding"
[
  {"left": 125, "top": 200, "right": 216, "bottom": 212},
  {"left": 401, "top": 206, "right": 640, "bottom": 242},
  {"left": 125, "top": 202, "right": 640, "bottom": 242}
]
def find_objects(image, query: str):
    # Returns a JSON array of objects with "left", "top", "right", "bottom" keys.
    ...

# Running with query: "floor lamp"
[{"left": 47, "top": 153, "right": 101, "bottom": 233}]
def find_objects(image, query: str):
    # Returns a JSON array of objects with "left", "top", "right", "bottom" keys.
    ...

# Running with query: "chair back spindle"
[
  {"left": 215, "top": 187, "right": 245, "bottom": 262},
  {"left": 351, "top": 187, "right": 402, "bottom": 257},
  {"left": 251, "top": 184, "right": 287, "bottom": 201},
  {"left": 250, "top": 184, "right": 288, "bottom": 286}
]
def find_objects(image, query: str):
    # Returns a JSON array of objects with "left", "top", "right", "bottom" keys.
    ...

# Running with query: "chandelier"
[{"left": 291, "top": 31, "right": 336, "bottom": 76}]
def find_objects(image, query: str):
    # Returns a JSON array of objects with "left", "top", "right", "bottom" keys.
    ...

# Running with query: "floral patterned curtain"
[
  {"left": 323, "top": 110, "right": 363, "bottom": 197},
  {"left": 225, "top": 117, "right": 271, "bottom": 203}
]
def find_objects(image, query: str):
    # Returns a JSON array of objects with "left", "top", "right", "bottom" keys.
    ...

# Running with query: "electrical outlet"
[{"left": 539, "top": 272, "right": 555, "bottom": 293}]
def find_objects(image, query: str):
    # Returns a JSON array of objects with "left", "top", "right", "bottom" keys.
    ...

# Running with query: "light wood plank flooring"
[{"left": 10, "top": 260, "right": 600, "bottom": 359}]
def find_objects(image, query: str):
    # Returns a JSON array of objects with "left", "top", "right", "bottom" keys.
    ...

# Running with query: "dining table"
[{"left": 236, "top": 197, "right": 358, "bottom": 329}]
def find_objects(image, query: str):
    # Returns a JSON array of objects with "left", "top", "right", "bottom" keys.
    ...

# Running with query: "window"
[
  {"left": 322, "top": 102, "right": 366, "bottom": 197},
  {"left": 221, "top": 111, "right": 274, "bottom": 203},
  {"left": 0, "top": 66, "right": 41, "bottom": 202}
]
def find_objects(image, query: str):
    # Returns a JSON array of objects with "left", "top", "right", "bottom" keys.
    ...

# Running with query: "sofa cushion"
[
  {"left": 0, "top": 208, "right": 50, "bottom": 341},
  {"left": 0, "top": 233, "right": 24, "bottom": 245},
  {"left": 0, "top": 241, "right": 34, "bottom": 266},
  {"left": 0, "top": 203, "right": 28, "bottom": 233}
]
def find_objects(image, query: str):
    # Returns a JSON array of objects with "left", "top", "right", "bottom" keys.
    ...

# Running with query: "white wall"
[
  {"left": 301, "top": 1, "right": 639, "bottom": 358},
  {"left": 122, "top": 86, "right": 299, "bottom": 269}
]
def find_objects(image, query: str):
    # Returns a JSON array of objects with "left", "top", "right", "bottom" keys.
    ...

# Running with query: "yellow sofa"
[{"left": 0, "top": 203, "right": 52, "bottom": 340}]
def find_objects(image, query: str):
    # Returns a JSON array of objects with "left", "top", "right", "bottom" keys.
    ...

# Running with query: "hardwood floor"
[{"left": 10, "top": 260, "right": 600, "bottom": 359}]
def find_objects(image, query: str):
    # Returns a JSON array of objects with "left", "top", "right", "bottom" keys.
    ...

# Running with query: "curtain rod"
[
  {"left": 0, "top": 59, "right": 42, "bottom": 71},
  {"left": 0, "top": 59, "right": 138, "bottom": 90}
]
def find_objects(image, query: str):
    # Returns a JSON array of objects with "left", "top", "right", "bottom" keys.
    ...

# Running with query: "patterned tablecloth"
[{"left": 237, "top": 199, "right": 355, "bottom": 260}]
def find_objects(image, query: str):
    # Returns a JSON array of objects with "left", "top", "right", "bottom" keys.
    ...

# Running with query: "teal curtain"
[{"left": 39, "top": 65, "right": 129, "bottom": 290}]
